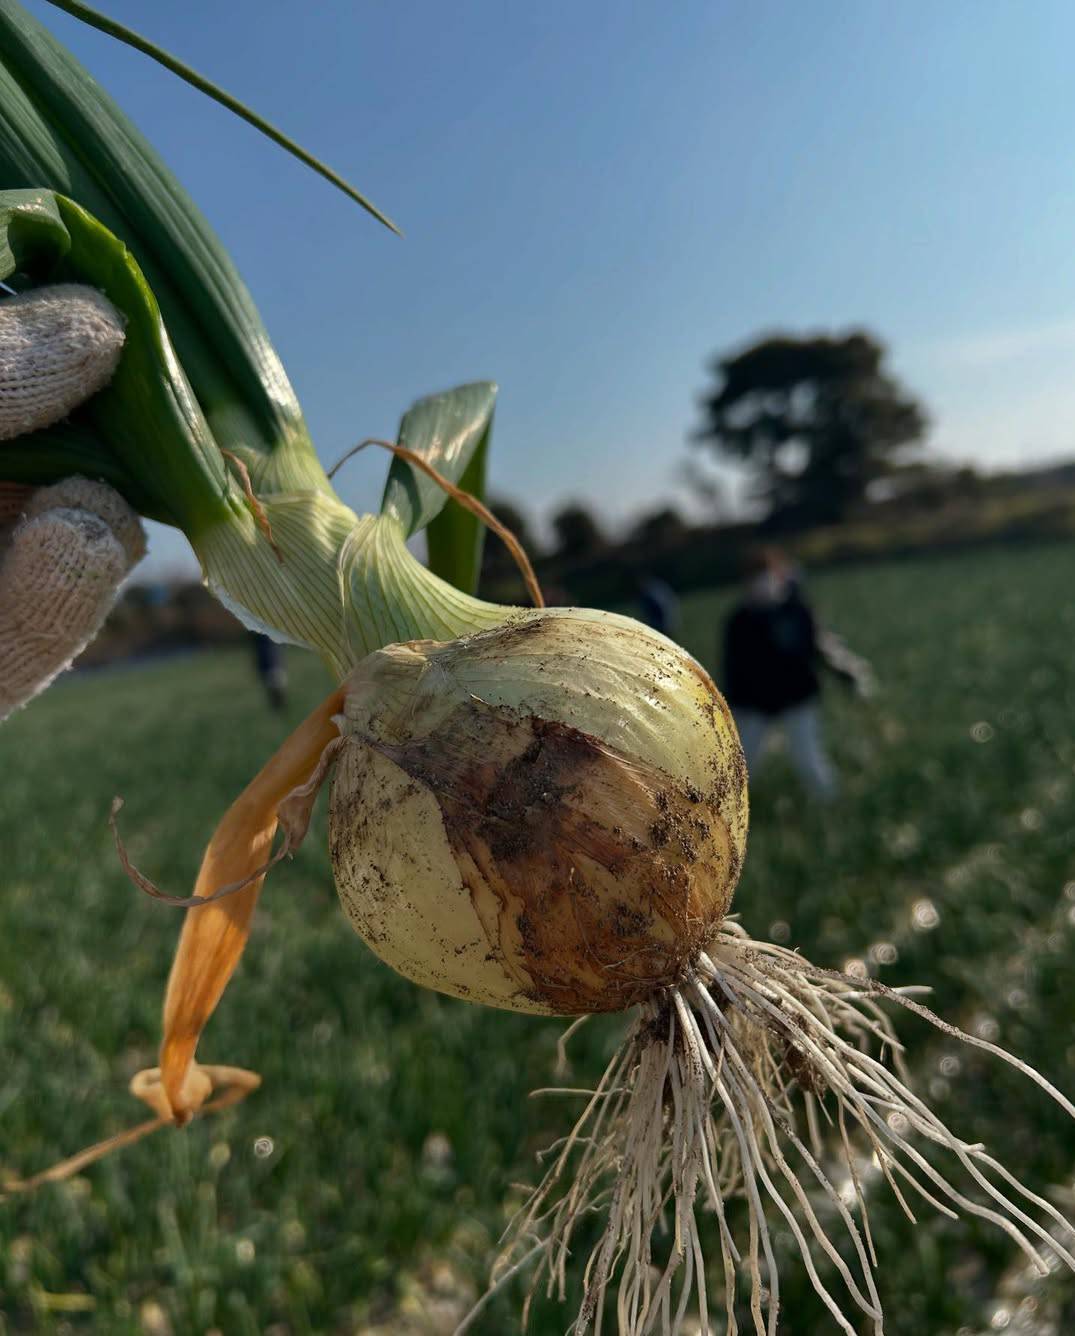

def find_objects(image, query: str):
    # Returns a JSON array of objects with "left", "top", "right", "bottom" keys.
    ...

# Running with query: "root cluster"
[{"left": 463, "top": 921, "right": 1075, "bottom": 1335}]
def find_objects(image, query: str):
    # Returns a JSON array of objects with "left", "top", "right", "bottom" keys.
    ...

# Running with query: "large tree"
[
  {"left": 478, "top": 497, "right": 542, "bottom": 595},
  {"left": 484, "top": 498, "right": 541, "bottom": 561},
  {"left": 551, "top": 502, "right": 606, "bottom": 560},
  {"left": 627, "top": 505, "right": 688, "bottom": 548},
  {"left": 694, "top": 330, "right": 927, "bottom": 528}
]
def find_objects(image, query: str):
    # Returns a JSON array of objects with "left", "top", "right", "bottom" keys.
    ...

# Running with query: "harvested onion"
[
  {"left": 16, "top": 11, "right": 1072, "bottom": 1327},
  {"left": 330, "top": 608, "right": 747, "bottom": 1014},
  {"left": 321, "top": 610, "right": 1075, "bottom": 1335}
]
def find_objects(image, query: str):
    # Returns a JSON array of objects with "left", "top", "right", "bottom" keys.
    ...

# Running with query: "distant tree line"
[
  {"left": 477, "top": 324, "right": 1075, "bottom": 608},
  {"left": 481, "top": 498, "right": 694, "bottom": 591}
]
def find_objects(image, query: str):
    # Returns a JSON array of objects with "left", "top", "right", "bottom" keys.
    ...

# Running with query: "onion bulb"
[{"left": 329, "top": 607, "right": 747, "bottom": 1015}]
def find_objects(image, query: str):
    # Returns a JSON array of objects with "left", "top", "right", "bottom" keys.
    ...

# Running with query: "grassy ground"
[{"left": 2, "top": 541, "right": 1075, "bottom": 1334}]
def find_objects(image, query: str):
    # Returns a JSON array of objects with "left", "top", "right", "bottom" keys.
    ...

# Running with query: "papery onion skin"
[{"left": 329, "top": 608, "right": 748, "bottom": 1015}]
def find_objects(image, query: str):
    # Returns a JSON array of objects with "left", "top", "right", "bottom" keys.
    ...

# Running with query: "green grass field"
[{"left": 3, "top": 541, "right": 1075, "bottom": 1334}]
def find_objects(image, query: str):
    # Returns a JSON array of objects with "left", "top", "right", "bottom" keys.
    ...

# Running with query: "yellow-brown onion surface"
[{"left": 329, "top": 608, "right": 748, "bottom": 1015}]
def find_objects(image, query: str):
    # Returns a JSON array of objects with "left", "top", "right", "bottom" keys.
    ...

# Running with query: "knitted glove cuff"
[{"left": 0, "top": 483, "right": 145, "bottom": 720}]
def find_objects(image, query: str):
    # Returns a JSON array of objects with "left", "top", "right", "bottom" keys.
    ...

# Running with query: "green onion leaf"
[
  {"left": 42, "top": 0, "right": 401, "bottom": 237},
  {"left": 0, "top": 189, "right": 235, "bottom": 532}
]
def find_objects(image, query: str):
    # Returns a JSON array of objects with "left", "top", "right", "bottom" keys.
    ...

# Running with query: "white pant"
[{"left": 733, "top": 702, "right": 837, "bottom": 800}]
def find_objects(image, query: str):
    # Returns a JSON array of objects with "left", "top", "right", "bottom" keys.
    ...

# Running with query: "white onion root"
[{"left": 460, "top": 920, "right": 1075, "bottom": 1335}]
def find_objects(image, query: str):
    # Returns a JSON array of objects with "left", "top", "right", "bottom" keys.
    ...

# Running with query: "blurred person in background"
[
  {"left": 635, "top": 571, "right": 681, "bottom": 639},
  {"left": 722, "top": 546, "right": 873, "bottom": 800},
  {"left": 250, "top": 631, "right": 288, "bottom": 712}
]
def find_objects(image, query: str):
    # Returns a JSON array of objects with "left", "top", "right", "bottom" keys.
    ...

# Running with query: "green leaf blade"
[
  {"left": 0, "top": 188, "right": 235, "bottom": 533},
  {"left": 0, "top": 0, "right": 327, "bottom": 488},
  {"left": 43, "top": 0, "right": 401, "bottom": 236},
  {"left": 423, "top": 418, "right": 491, "bottom": 595},
  {"left": 380, "top": 382, "right": 498, "bottom": 536}
]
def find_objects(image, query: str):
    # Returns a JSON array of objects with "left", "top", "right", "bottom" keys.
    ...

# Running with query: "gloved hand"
[
  {"left": 817, "top": 627, "right": 878, "bottom": 700},
  {"left": 0, "top": 285, "right": 145, "bottom": 720}
]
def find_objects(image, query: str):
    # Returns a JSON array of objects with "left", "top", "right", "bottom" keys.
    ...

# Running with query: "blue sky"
[{"left": 25, "top": 0, "right": 1075, "bottom": 576}]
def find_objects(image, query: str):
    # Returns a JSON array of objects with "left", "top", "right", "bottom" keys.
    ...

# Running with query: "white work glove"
[{"left": 0, "top": 285, "right": 145, "bottom": 720}]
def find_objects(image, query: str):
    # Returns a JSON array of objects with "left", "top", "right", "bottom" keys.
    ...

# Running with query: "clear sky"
[{"left": 24, "top": 0, "right": 1075, "bottom": 577}]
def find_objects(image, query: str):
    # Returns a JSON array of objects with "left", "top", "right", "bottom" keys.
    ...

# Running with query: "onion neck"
[{"left": 196, "top": 502, "right": 513, "bottom": 679}]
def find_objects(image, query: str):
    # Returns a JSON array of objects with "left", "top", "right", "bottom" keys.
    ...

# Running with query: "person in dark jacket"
[
  {"left": 635, "top": 572, "right": 680, "bottom": 638},
  {"left": 723, "top": 546, "right": 869, "bottom": 798},
  {"left": 250, "top": 631, "right": 288, "bottom": 712}
]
